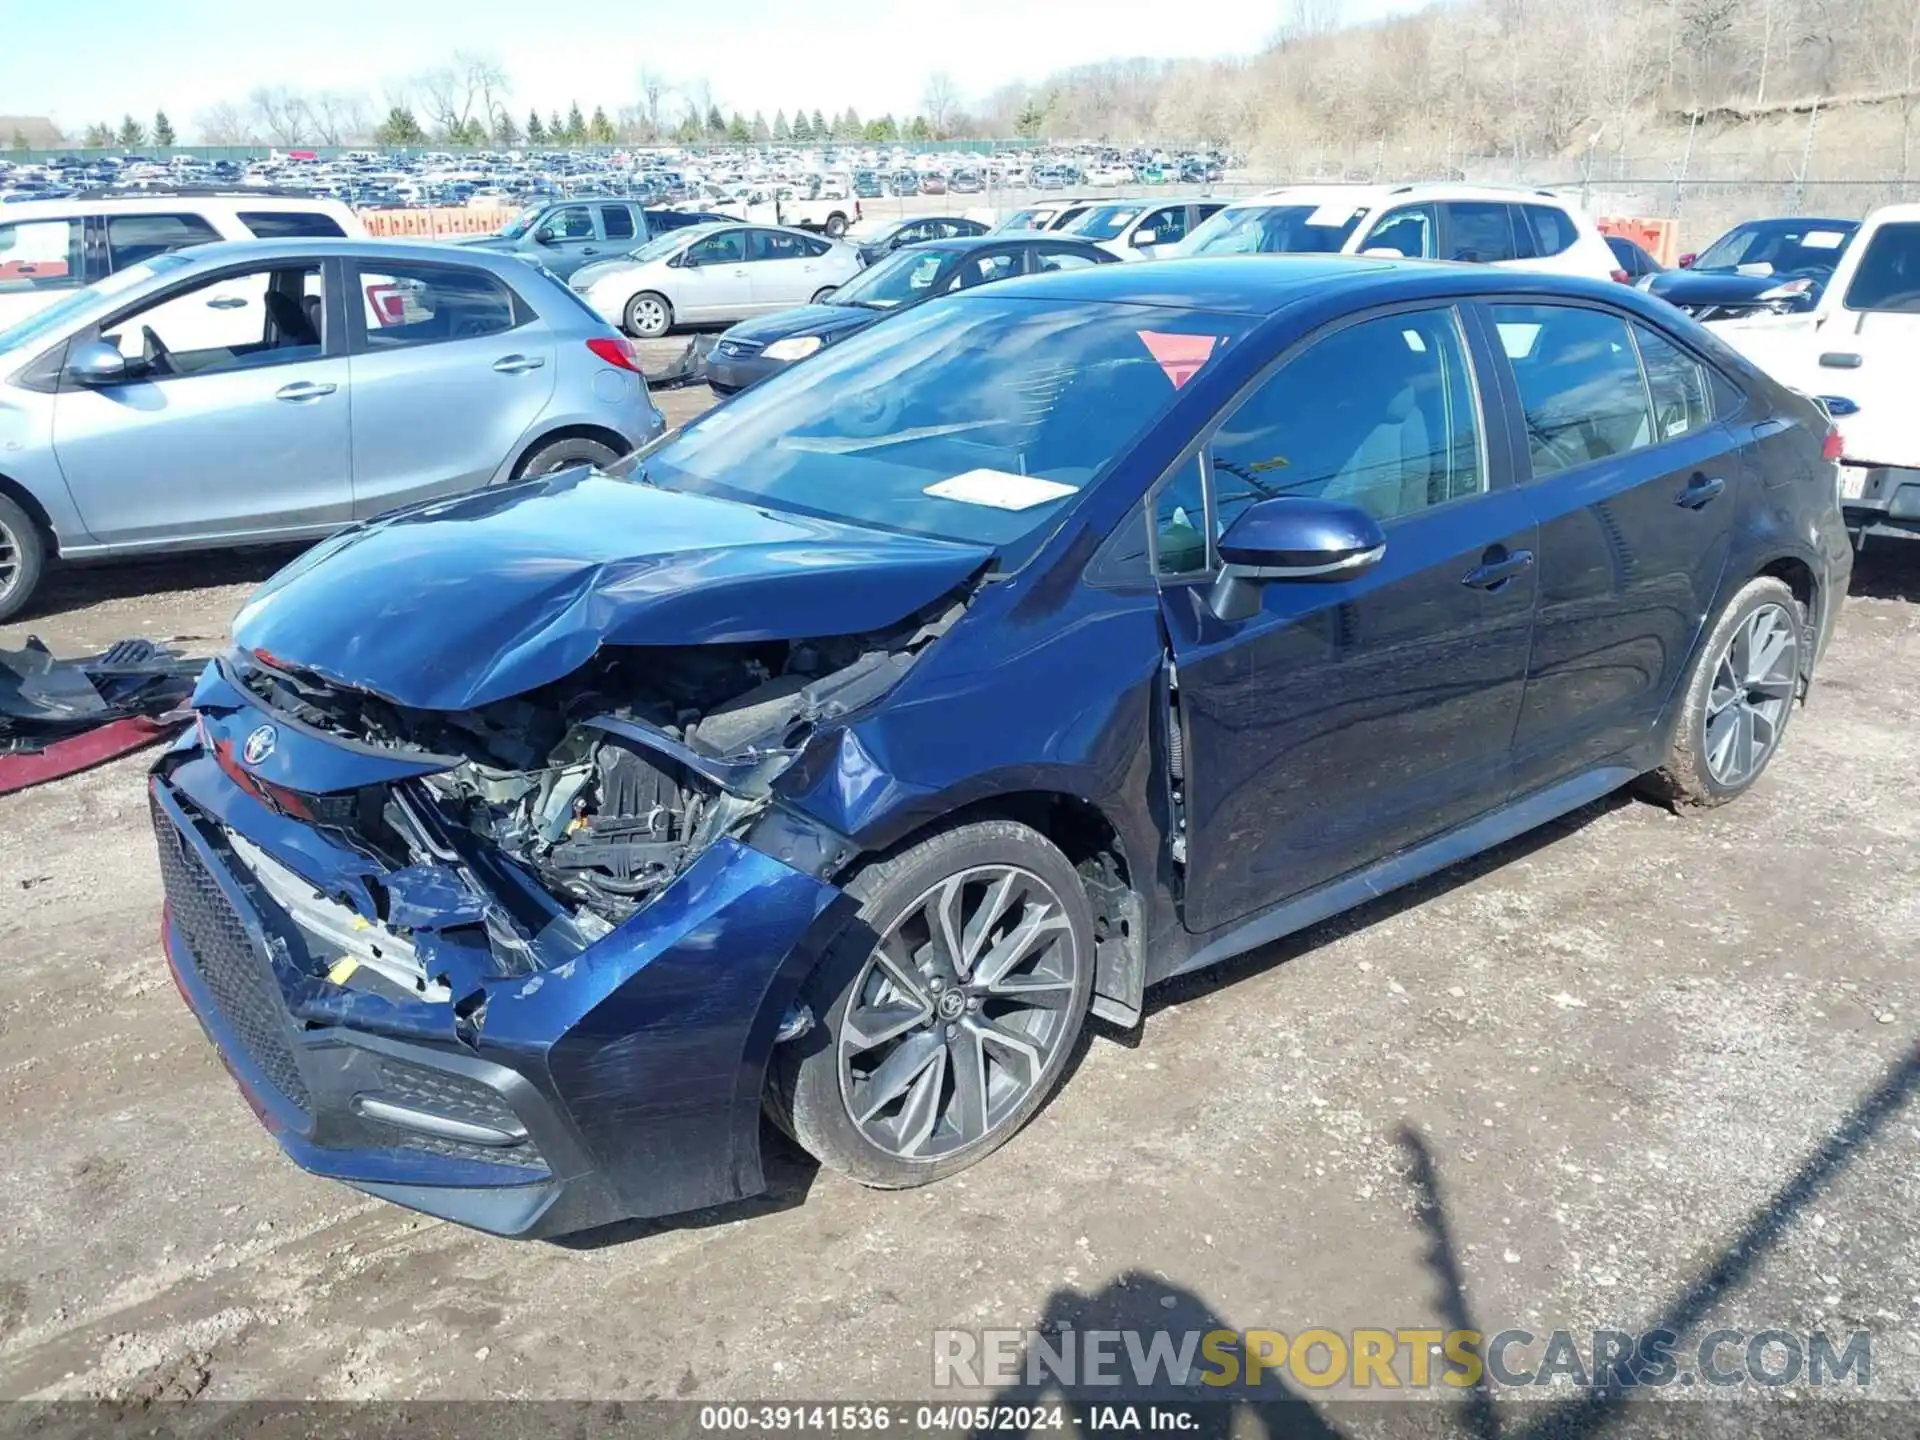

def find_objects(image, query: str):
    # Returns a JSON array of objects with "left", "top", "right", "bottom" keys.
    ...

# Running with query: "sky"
[{"left": 0, "top": 0, "right": 1423, "bottom": 140}]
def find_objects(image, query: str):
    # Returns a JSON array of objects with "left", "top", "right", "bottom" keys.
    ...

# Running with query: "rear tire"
[
  {"left": 810, "top": 286, "right": 838, "bottom": 305},
  {"left": 0, "top": 494, "right": 48, "bottom": 624},
  {"left": 513, "top": 435, "right": 622, "bottom": 480},
  {"left": 824, "top": 212, "right": 849, "bottom": 238},
  {"left": 1636, "top": 576, "right": 1805, "bottom": 809},
  {"left": 774, "top": 819, "right": 1094, "bottom": 1189},
  {"left": 624, "top": 292, "right": 672, "bottom": 339}
]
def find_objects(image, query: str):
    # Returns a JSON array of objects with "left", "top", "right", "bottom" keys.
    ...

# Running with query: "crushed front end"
[{"left": 147, "top": 625, "right": 962, "bottom": 1236}]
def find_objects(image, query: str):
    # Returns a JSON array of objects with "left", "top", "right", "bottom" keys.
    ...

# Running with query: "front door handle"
[
  {"left": 492, "top": 354, "right": 546, "bottom": 374},
  {"left": 275, "top": 381, "right": 337, "bottom": 402},
  {"left": 1461, "top": 549, "right": 1536, "bottom": 590},
  {"left": 1677, "top": 474, "right": 1726, "bottom": 509},
  {"left": 206, "top": 295, "right": 249, "bottom": 310}
]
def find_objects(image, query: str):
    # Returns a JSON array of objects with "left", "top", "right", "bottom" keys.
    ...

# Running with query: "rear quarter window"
[
  {"left": 105, "top": 212, "right": 224, "bottom": 270},
  {"left": 239, "top": 210, "right": 347, "bottom": 239},
  {"left": 1520, "top": 205, "right": 1579, "bottom": 258}
]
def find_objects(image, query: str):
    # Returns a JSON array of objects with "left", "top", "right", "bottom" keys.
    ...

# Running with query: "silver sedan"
[{"left": 570, "top": 223, "right": 865, "bottom": 338}]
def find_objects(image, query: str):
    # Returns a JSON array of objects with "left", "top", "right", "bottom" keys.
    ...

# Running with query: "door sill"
[{"left": 1169, "top": 764, "right": 1640, "bottom": 981}]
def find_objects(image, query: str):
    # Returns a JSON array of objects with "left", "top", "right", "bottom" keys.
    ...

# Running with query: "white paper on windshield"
[
  {"left": 1802, "top": 230, "right": 1847, "bottom": 249},
  {"left": 924, "top": 469, "right": 1078, "bottom": 511},
  {"left": 1306, "top": 203, "right": 1357, "bottom": 227}
]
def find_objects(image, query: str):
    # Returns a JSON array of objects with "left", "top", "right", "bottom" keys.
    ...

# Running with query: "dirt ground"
[{"left": 2, "top": 373, "right": 1918, "bottom": 1418}]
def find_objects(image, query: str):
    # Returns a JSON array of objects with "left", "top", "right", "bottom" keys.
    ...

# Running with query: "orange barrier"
[
  {"left": 1596, "top": 215, "right": 1680, "bottom": 267},
  {"left": 356, "top": 205, "right": 518, "bottom": 239}
]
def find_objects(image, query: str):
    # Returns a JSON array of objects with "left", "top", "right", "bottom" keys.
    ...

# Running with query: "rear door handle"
[
  {"left": 1677, "top": 474, "right": 1726, "bottom": 509},
  {"left": 1461, "top": 549, "right": 1535, "bottom": 590},
  {"left": 492, "top": 354, "right": 546, "bottom": 374},
  {"left": 275, "top": 381, "right": 336, "bottom": 401}
]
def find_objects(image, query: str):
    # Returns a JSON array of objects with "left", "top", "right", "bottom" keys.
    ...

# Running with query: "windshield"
[
  {"left": 622, "top": 230, "right": 690, "bottom": 264},
  {"left": 642, "top": 297, "right": 1251, "bottom": 561},
  {"left": 494, "top": 204, "right": 543, "bottom": 239},
  {"left": 0, "top": 253, "right": 195, "bottom": 354},
  {"left": 830, "top": 247, "right": 949, "bottom": 309},
  {"left": 1064, "top": 205, "right": 1142, "bottom": 241},
  {"left": 997, "top": 208, "right": 1047, "bottom": 233},
  {"left": 1692, "top": 220, "right": 1854, "bottom": 276},
  {"left": 1182, "top": 204, "right": 1366, "bottom": 256}
]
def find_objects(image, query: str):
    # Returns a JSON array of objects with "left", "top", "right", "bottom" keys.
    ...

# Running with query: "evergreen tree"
[
  {"left": 11, "top": 129, "right": 29, "bottom": 153},
  {"left": 773, "top": 109, "right": 790, "bottom": 141},
  {"left": 791, "top": 109, "right": 812, "bottom": 142},
  {"left": 589, "top": 106, "right": 615, "bottom": 144},
  {"left": 726, "top": 112, "right": 751, "bottom": 144},
  {"left": 810, "top": 109, "right": 826, "bottom": 139},
  {"left": 674, "top": 113, "right": 702, "bottom": 144},
  {"left": 865, "top": 114, "right": 899, "bottom": 142},
  {"left": 152, "top": 110, "right": 176, "bottom": 147},
  {"left": 117, "top": 114, "right": 146, "bottom": 148},
  {"left": 705, "top": 104, "right": 725, "bottom": 139},
  {"left": 549, "top": 110, "right": 565, "bottom": 142},
  {"left": 564, "top": 102, "right": 587, "bottom": 144},
  {"left": 494, "top": 108, "right": 520, "bottom": 146},
  {"left": 751, "top": 111, "right": 771, "bottom": 143},
  {"left": 526, "top": 109, "right": 545, "bottom": 143},
  {"left": 83, "top": 122, "right": 113, "bottom": 149},
  {"left": 374, "top": 106, "right": 425, "bottom": 146},
  {"left": 907, "top": 114, "right": 932, "bottom": 141},
  {"left": 1015, "top": 97, "right": 1046, "bottom": 138},
  {"left": 840, "top": 107, "right": 862, "bottom": 139}
]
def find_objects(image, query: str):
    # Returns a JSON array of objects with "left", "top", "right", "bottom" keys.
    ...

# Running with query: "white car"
[
  {"left": 1177, "top": 183, "right": 1617, "bottom": 280},
  {"left": 0, "top": 192, "right": 363, "bottom": 331},
  {"left": 1708, "top": 202, "right": 1920, "bottom": 545},
  {"left": 1057, "top": 198, "right": 1228, "bottom": 260},
  {"left": 1087, "top": 164, "right": 1136, "bottom": 186},
  {"left": 570, "top": 222, "right": 864, "bottom": 338}
]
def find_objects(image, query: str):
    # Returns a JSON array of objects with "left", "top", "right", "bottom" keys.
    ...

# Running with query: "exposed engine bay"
[{"left": 227, "top": 599, "right": 962, "bottom": 931}]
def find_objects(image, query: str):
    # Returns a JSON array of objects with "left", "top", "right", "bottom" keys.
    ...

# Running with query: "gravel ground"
[{"left": 2, "top": 387, "right": 1918, "bottom": 1422}]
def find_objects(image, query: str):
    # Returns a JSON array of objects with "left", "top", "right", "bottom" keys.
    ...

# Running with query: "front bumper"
[
  {"left": 706, "top": 350, "right": 792, "bottom": 395},
  {"left": 151, "top": 749, "right": 852, "bottom": 1238},
  {"left": 1840, "top": 464, "right": 1920, "bottom": 542}
]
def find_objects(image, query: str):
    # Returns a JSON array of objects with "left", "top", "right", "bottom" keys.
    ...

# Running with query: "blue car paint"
[
  {"left": 231, "top": 470, "right": 992, "bottom": 711},
  {"left": 155, "top": 258, "right": 1853, "bottom": 1236}
]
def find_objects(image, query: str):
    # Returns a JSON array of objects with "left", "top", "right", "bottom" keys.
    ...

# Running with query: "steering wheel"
[{"left": 140, "top": 325, "right": 174, "bottom": 375}]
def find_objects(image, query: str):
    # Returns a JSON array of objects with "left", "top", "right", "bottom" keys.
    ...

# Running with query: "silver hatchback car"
[{"left": 0, "top": 239, "right": 664, "bottom": 619}]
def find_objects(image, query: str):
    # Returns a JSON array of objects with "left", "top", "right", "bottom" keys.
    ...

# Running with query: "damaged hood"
[{"left": 232, "top": 471, "right": 990, "bottom": 712}]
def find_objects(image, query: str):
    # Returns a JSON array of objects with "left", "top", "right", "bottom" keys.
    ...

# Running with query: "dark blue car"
[
  {"left": 1646, "top": 217, "right": 1859, "bottom": 320},
  {"left": 706, "top": 234, "right": 1116, "bottom": 394},
  {"left": 152, "top": 258, "right": 1852, "bottom": 1237}
]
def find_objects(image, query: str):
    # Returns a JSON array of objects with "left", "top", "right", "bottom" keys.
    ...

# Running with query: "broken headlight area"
[{"left": 216, "top": 603, "right": 954, "bottom": 939}]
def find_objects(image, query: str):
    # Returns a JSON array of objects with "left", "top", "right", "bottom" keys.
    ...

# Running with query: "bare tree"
[
  {"left": 639, "top": 68, "right": 672, "bottom": 137},
  {"left": 416, "top": 52, "right": 509, "bottom": 140},
  {"left": 921, "top": 70, "right": 961, "bottom": 136},
  {"left": 197, "top": 99, "right": 254, "bottom": 145},
  {"left": 248, "top": 85, "right": 311, "bottom": 146},
  {"left": 307, "top": 89, "right": 370, "bottom": 146}
]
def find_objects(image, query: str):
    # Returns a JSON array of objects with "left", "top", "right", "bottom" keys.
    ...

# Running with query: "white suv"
[
  {"left": 1177, "top": 183, "right": 1619, "bottom": 280},
  {"left": 0, "top": 191, "right": 363, "bottom": 330}
]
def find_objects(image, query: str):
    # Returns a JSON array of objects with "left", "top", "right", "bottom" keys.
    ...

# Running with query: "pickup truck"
[
  {"left": 1710, "top": 202, "right": 1920, "bottom": 546},
  {"left": 455, "top": 198, "right": 651, "bottom": 280},
  {"left": 710, "top": 185, "right": 863, "bottom": 238}
]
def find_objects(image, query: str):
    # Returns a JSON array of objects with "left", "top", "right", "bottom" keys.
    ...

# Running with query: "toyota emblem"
[{"left": 243, "top": 725, "right": 277, "bottom": 766}]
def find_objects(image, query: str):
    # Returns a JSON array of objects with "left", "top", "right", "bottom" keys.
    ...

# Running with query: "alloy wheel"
[
  {"left": 1704, "top": 602, "right": 1799, "bottom": 787},
  {"left": 837, "top": 864, "right": 1080, "bottom": 1162},
  {"left": 0, "top": 518, "right": 18, "bottom": 601},
  {"left": 628, "top": 297, "right": 667, "bottom": 335}
]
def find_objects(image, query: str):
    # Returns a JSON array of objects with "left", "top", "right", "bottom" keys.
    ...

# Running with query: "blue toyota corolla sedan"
[{"left": 152, "top": 258, "right": 1852, "bottom": 1238}]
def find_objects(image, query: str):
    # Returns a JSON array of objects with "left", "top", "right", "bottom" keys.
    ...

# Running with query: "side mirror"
[
  {"left": 1209, "top": 496, "right": 1386, "bottom": 621},
  {"left": 532, "top": 227, "right": 556, "bottom": 245},
  {"left": 1677, "top": 252, "right": 1697, "bottom": 268},
  {"left": 67, "top": 339, "right": 129, "bottom": 387},
  {"left": 1133, "top": 229, "right": 1159, "bottom": 246}
]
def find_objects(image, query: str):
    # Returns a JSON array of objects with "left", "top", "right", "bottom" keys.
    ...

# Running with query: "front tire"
[
  {"left": 1637, "top": 576, "right": 1805, "bottom": 808},
  {"left": 774, "top": 819, "right": 1094, "bottom": 1189},
  {"left": 624, "top": 292, "right": 672, "bottom": 339},
  {"left": 810, "top": 286, "right": 838, "bottom": 305},
  {"left": 0, "top": 494, "right": 48, "bottom": 624},
  {"left": 824, "top": 212, "right": 849, "bottom": 238}
]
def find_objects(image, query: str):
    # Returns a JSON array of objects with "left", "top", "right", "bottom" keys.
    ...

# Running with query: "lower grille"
[
  {"left": 152, "top": 796, "right": 312, "bottom": 1112},
  {"left": 367, "top": 1060, "right": 546, "bottom": 1170}
]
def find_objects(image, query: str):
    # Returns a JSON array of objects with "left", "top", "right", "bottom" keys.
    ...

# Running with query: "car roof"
[
  {"left": 981, "top": 254, "right": 1632, "bottom": 315},
  {"left": 1240, "top": 182, "right": 1584, "bottom": 209},
  {"left": 105, "top": 236, "right": 555, "bottom": 271},
  {"left": 914, "top": 234, "right": 1104, "bottom": 256},
  {"left": 0, "top": 193, "right": 354, "bottom": 219}
]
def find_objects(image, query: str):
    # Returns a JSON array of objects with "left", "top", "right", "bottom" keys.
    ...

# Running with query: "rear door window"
[
  {"left": 601, "top": 205, "right": 636, "bottom": 241},
  {"left": 104, "top": 212, "right": 223, "bottom": 270},
  {"left": 749, "top": 229, "right": 813, "bottom": 262},
  {"left": 1842, "top": 222, "right": 1920, "bottom": 312},
  {"left": 1443, "top": 203, "right": 1519, "bottom": 263},
  {"left": 1361, "top": 205, "right": 1436, "bottom": 259},
  {"left": 1633, "top": 325, "right": 1714, "bottom": 442},
  {"left": 239, "top": 210, "right": 346, "bottom": 239},
  {"left": 1493, "top": 303, "right": 1653, "bottom": 477},
  {"left": 353, "top": 262, "right": 521, "bottom": 351},
  {"left": 0, "top": 218, "right": 83, "bottom": 294}
]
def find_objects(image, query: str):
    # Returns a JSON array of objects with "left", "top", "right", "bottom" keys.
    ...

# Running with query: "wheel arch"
[
  {"left": 0, "top": 471, "right": 61, "bottom": 558},
  {"left": 507, "top": 423, "right": 634, "bottom": 480},
  {"left": 828, "top": 787, "right": 1150, "bottom": 1028}
]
